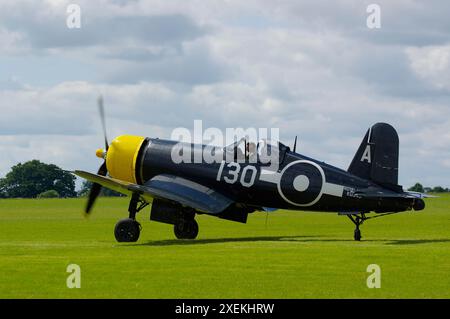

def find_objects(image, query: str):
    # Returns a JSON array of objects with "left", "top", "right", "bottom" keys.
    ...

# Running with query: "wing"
[{"left": 73, "top": 171, "right": 234, "bottom": 214}]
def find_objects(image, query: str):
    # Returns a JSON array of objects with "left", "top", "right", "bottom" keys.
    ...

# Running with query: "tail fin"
[{"left": 348, "top": 123, "right": 401, "bottom": 191}]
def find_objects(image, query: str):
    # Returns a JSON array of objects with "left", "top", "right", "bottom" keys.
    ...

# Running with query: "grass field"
[{"left": 0, "top": 194, "right": 449, "bottom": 299}]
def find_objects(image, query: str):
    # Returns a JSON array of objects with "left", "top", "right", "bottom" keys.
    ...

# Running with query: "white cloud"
[
  {"left": 0, "top": 28, "right": 28, "bottom": 54},
  {"left": 406, "top": 45, "right": 450, "bottom": 89}
]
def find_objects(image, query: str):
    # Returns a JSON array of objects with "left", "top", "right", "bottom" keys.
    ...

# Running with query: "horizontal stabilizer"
[{"left": 404, "top": 191, "right": 438, "bottom": 199}]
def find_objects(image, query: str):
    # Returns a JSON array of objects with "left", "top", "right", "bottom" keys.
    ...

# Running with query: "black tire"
[
  {"left": 354, "top": 229, "right": 362, "bottom": 241},
  {"left": 114, "top": 218, "right": 141, "bottom": 242},
  {"left": 174, "top": 219, "right": 199, "bottom": 240},
  {"left": 413, "top": 198, "right": 425, "bottom": 211}
]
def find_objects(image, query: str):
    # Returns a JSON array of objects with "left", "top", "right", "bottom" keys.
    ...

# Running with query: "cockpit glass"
[
  {"left": 224, "top": 138, "right": 258, "bottom": 162},
  {"left": 224, "top": 138, "right": 288, "bottom": 164}
]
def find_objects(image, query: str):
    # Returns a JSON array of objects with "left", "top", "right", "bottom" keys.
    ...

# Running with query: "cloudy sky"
[{"left": 1, "top": 0, "right": 450, "bottom": 189}]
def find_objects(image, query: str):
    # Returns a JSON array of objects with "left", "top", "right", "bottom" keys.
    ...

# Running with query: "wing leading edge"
[{"left": 73, "top": 171, "right": 234, "bottom": 214}]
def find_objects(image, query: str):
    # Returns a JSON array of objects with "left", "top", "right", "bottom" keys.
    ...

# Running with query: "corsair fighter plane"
[{"left": 74, "top": 100, "right": 428, "bottom": 242}]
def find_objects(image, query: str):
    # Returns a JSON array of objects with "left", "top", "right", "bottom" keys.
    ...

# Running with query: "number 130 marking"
[{"left": 216, "top": 160, "right": 257, "bottom": 187}]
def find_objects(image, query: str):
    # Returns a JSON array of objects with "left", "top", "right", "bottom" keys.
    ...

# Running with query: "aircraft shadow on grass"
[
  {"left": 383, "top": 238, "right": 450, "bottom": 245},
  {"left": 131, "top": 236, "right": 450, "bottom": 247}
]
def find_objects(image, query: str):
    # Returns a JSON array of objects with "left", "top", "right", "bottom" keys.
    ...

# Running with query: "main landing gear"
[
  {"left": 114, "top": 193, "right": 148, "bottom": 242},
  {"left": 173, "top": 208, "right": 199, "bottom": 240},
  {"left": 114, "top": 218, "right": 141, "bottom": 242},
  {"left": 347, "top": 213, "right": 368, "bottom": 241},
  {"left": 114, "top": 194, "right": 200, "bottom": 242},
  {"left": 174, "top": 219, "right": 199, "bottom": 239}
]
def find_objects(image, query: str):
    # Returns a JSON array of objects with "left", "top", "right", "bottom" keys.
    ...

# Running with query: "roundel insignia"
[{"left": 277, "top": 160, "right": 325, "bottom": 206}]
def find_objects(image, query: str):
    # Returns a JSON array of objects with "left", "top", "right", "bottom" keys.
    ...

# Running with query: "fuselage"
[{"left": 102, "top": 135, "right": 416, "bottom": 214}]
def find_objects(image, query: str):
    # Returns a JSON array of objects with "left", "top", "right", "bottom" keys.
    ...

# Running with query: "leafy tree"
[
  {"left": 408, "top": 183, "right": 424, "bottom": 193},
  {"left": 38, "top": 190, "right": 59, "bottom": 198},
  {"left": 78, "top": 180, "right": 123, "bottom": 197},
  {"left": 431, "top": 186, "right": 446, "bottom": 193},
  {"left": 0, "top": 160, "right": 76, "bottom": 198},
  {"left": 0, "top": 178, "right": 6, "bottom": 198}
]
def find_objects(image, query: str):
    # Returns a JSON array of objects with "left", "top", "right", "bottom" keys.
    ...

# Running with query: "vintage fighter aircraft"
[{"left": 74, "top": 98, "right": 429, "bottom": 242}]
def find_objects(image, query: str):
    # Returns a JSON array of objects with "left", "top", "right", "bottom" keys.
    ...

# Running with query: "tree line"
[
  {"left": 0, "top": 160, "right": 121, "bottom": 199},
  {"left": 407, "top": 183, "right": 449, "bottom": 193}
]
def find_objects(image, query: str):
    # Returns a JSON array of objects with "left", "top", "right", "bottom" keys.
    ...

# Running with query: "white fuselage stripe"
[
  {"left": 323, "top": 182, "right": 344, "bottom": 197},
  {"left": 259, "top": 169, "right": 281, "bottom": 184}
]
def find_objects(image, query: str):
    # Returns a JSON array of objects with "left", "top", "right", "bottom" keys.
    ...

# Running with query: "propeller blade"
[
  {"left": 85, "top": 162, "right": 107, "bottom": 215},
  {"left": 97, "top": 161, "right": 108, "bottom": 177},
  {"left": 98, "top": 95, "right": 109, "bottom": 151},
  {"left": 86, "top": 97, "right": 110, "bottom": 215}
]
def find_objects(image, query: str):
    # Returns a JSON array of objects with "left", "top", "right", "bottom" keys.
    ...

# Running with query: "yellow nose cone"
[
  {"left": 96, "top": 149, "right": 106, "bottom": 159},
  {"left": 106, "top": 135, "right": 145, "bottom": 183}
]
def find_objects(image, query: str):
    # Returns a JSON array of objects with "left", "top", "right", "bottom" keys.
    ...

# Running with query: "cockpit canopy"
[{"left": 224, "top": 138, "right": 290, "bottom": 165}]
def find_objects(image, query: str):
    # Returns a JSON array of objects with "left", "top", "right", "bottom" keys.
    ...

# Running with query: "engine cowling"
[{"left": 105, "top": 135, "right": 146, "bottom": 183}]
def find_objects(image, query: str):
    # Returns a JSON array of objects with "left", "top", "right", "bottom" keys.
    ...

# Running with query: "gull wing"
[{"left": 73, "top": 170, "right": 234, "bottom": 214}]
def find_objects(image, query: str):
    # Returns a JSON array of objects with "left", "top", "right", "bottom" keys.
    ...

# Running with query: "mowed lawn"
[{"left": 0, "top": 195, "right": 449, "bottom": 299}]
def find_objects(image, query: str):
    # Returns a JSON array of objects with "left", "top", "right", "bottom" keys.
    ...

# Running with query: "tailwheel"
[
  {"left": 348, "top": 213, "right": 367, "bottom": 241},
  {"left": 174, "top": 219, "right": 199, "bottom": 240},
  {"left": 345, "top": 211, "right": 402, "bottom": 241},
  {"left": 354, "top": 227, "right": 362, "bottom": 241},
  {"left": 114, "top": 218, "right": 141, "bottom": 242}
]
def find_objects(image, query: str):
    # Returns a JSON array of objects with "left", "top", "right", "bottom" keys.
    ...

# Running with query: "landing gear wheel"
[
  {"left": 114, "top": 218, "right": 141, "bottom": 242},
  {"left": 174, "top": 219, "right": 199, "bottom": 239},
  {"left": 354, "top": 228, "right": 362, "bottom": 241},
  {"left": 348, "top": 213, "right": 367, "bottom": 241}
]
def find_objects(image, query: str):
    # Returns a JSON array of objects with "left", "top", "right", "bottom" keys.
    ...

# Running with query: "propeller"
[
  {"left": 85, "top": 95, "right": 109, "bottom": 215},
  {"left": 98, "top": 95, "right": 109, "bottom": 151}
]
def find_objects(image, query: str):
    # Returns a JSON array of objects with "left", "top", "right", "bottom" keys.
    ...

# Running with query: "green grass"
[{"left": 0, "top": 194, "right": 449, "bottom": 299}]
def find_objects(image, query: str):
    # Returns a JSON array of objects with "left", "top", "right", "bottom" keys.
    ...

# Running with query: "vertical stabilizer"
[{"left": 348, "top": 123, "right": 400, "bottom": 190}]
